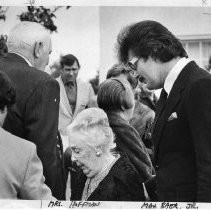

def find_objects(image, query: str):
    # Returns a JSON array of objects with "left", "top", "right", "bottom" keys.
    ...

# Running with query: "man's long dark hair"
[{"left": 117, "top": 20, "right": 188, "bottom": 63}]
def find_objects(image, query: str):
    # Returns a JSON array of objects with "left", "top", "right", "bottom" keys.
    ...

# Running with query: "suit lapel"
[
  {"left": 57, "top": 77, "right": 73, "bottom": 117},
  {"left": 153, "top": 85, "right": 182, "bottom": 151},
  {"left": 153, "top": 61, "right": 195, "bottom": 157},
  {"left": 73, "top": 79, "right": 87, "bottom": 119}
]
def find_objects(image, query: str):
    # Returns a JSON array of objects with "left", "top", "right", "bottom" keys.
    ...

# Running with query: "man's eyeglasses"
[
  {"left": 63, "top": 67, "right": 79, "bottom": 72},
  {"left": 128, "top": 57, "right": 139, "bottom": 71}
]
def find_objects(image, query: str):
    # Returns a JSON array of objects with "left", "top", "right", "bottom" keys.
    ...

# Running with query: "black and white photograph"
[{"left": 0, "top": 0, "right": 211, "bottom": 208}]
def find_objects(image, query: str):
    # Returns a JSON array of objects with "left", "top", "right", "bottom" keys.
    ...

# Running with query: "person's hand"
[{"left": 140, "top": 83, "right": 154, "bottom": 98}]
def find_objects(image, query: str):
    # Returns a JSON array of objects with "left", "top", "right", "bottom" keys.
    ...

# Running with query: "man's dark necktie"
[
  {"left": 65, "top": 81, "right": 74, "bottom": 88},
  {"left": 154, "top": 88, "right": 168, "bottom": 126}
]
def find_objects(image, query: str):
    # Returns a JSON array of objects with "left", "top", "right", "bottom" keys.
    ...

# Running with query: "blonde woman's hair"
[
  {"left": 97, "top": 78, "right": 135, "bottom": 113},
  {"left": 67, "top": 108, "right": 116, "bottom": 154}
]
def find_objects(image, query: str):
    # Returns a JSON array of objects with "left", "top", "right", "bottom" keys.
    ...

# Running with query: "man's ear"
[{"left": 34, "top": 41, "right": 43, "bottom": 58}]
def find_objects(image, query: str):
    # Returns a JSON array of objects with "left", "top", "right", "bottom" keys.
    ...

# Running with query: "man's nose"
[{"left": 69, "top": 70, "right": 74, "bottom": 76}]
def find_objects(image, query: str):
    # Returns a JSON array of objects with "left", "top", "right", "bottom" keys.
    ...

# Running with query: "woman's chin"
[
  {"left": 83, "top": 169, "right": 95, "bottom": 178},
  {"left": 82, "top": 168, "right": 91, "bottom": 175}
]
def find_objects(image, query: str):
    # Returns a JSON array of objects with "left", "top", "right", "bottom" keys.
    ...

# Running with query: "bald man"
[{"left": 0, "top": 21, "right": 65, "bottom": 199}]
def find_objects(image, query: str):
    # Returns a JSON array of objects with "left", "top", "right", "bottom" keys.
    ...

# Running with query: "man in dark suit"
[
  {"left": 0, "top": 21, "right": 65, "bottom": 199},
  {"left": 0, "top": 71, "right": 54, "bottom": 200},
  {"left": 116, "top": 20, "right": 211, "bottom": 202}
]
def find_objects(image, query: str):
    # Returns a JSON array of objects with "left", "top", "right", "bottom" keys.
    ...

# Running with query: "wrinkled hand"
[{"left": 140, "top": 84, "right": 154, "bottom": 98}]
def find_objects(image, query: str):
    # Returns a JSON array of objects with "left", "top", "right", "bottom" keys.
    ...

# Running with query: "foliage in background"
[
  {"left": 0, "top": 6, "right": 9, "bottom": 21},
  {"left": 205, "top": 56, "right": 211, "bottom": 72},
  {"left": 89, "top": 71, "right": 99, "bottom": 95},
  {"left": 0, "top": 7, "right": 8, "bottom": 57},
  {"left": 0, "top": 35, "right": 8, "bottom": 57},
  {"left": 18, "top": 6, "right": 71, "bottom": 33},
  {"left": 50, "top": 58, "right": 62, "bottom": 78},
  {"left": 0, "top": 6, "right": 71, "bottom": 33}
]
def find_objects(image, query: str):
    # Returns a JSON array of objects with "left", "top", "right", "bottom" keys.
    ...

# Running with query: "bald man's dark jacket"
[
  {"left": 0, "top": 53, "right": 65, "bottom": 199},
  {"left": 153, "top": 61, "right": 211, "bottom": 202}
]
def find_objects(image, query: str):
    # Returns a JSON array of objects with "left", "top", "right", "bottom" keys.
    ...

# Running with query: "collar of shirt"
[
  {"left": 10, "top": 52, "right": 33, "bottom": 67},
  {"left": 82, "top": 155, "right": 120, "bottom": 200},
  {"left": 164, "top": 57, "right": 191, "bottom": 96},
  {"left": 64, "top": 81, "right": 75, "bottom": 88}
]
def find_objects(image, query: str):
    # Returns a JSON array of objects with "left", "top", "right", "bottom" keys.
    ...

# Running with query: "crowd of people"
[{"left": 0, "top": 19, "right": 211, "bottom": 202}]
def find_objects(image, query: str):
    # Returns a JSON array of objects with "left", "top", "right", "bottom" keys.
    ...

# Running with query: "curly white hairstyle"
[{"left": 67, "top": 107, "right": 116, "bottom": 154}]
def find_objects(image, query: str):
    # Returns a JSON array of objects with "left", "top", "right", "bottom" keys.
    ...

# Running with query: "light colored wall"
[
  {"left": 99, "top": 6, "right": 211, "bottom": 82},
  {"left": 52, "top": 6, "right": 100, "bottom": 81}
]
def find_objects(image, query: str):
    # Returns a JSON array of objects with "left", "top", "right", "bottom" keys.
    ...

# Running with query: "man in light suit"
[
  {"left": 117, "top": 20, "right": 211, "bottom": 202},
  {"left": 0, "top": 22, "right": 65, "bottom": 199},
  {"left": 0, "top": 71, "right": 53, "bottom": 199},
  {"left": 56, "top": 54, "right": 96, "bottom": 151}
]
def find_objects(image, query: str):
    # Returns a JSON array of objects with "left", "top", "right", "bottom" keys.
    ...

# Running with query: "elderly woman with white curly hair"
[{"left": 66, "top": 107, "right": 145, "bottom": 201}]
